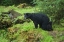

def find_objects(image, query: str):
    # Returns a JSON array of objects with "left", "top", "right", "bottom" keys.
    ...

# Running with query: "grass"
[{"left": 0, "top": 6, "right": 64, "bottom": 42}]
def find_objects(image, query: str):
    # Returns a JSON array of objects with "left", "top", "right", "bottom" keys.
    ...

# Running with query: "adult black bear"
[{"left": 24, "top": 13, "right": 53, "bottom": 31}]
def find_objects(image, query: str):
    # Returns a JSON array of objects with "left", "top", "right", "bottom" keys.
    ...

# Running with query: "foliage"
[
  {"left": 1, "top": 0, "right": 13, "bottom": 6},
  {"left": 0, "top": 0, "right": 33, "bottom": 6},
  {"left": 0, "top": 6, "right": 64, "bottom": 42},
  {"left": 33, "top": 0, "right": 64, "bottom": 24}
]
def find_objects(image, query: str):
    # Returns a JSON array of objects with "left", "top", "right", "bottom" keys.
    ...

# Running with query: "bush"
[
  {"left": 33, "top": 0, "right": 64, "bottom": 24},
  {"left": 0, "top": 0, "right": 33, "bottom": 6},
  {"left": 0, "top": 14, "right": 13, "bottom": 29},
  {"left": 1, "top": 0, "right": 13, "bottom": 6}
]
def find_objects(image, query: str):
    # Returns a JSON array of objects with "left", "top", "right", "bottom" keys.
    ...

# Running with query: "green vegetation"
[
  {"left": 0, "top": 6, "right": 64, "bottom": 42},
  {"left": 33, "top": 0, "right": 64, "bottom": 24},
  {"left": 0, "top": 0, "right": 64, "bottom": 42},
  {"left": 0, "top": 0, "right": 33, "bottom": 6}
]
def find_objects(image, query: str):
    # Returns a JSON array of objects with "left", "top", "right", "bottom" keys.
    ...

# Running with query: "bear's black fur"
[{"left": 24, "top": 13, "right": 53, "bottom": 31}]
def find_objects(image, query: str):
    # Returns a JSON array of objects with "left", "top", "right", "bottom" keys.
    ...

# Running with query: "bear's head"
[{"left": 24, "top": 13, "right": 32, "bottom": 19}]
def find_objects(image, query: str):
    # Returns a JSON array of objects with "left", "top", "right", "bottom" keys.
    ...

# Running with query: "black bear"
[{"left": 24, "top": 13, "right": 53, "bottom": 31}]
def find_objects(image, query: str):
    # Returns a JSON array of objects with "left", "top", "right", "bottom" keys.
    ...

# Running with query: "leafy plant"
[{"left": 33, "top": 0, "right": 64, "bottom": 24}]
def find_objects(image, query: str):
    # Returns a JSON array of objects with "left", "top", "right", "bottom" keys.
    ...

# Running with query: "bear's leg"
[
  {"left": 39, "top": 24, "right": 42, "bottom": 28},
  {"left": 33, "top": 21, "right": 38, "bottom": 28},
  {"left": 42, "top": 24, "right": 47, "bottom": 30},
  {"left": 42, "top": 24, "right": 53, "bottom": 31},
  {"left": 41, "top": 22, "right": 49, "bottom": 31}
]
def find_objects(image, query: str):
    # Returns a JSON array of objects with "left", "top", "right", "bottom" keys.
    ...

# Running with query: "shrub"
[{"left": 33, "top": 0, "right": 64, "bottom": 24}]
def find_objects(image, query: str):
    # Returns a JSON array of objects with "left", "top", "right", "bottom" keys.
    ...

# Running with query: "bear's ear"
[
  {"left": 24, "top": 13, "right": 29, "bottom": 16},
  {"left": 25, "top": 13, "right": 30, "bottom": 16}
]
